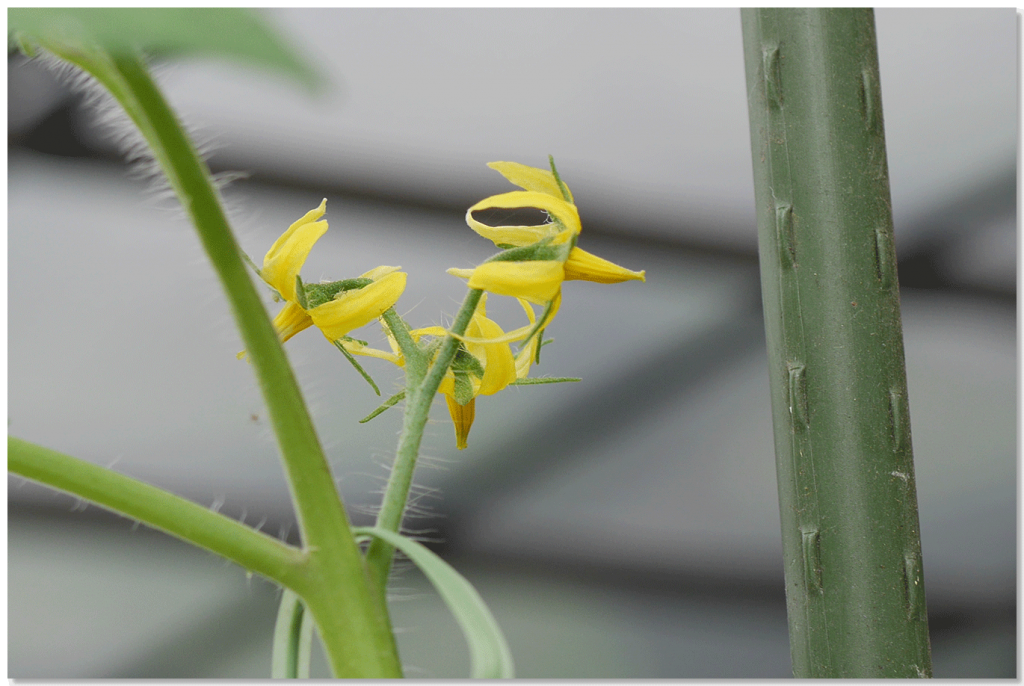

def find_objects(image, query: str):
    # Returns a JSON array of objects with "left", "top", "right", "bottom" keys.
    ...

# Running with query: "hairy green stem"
[
  {"left": 9, "top": 437, "right": 306, "bottom": 587},
  {"left": 20, "top": 43, "right": 401, "bottom": 677},
  {"left": 365, "top": 288, "right": 484, "bottom": 595},
  {"left": 742, "top": 9, "right": 931, "bottom": 677},
  {"left": 110, "top": 55, "right": 400, "bottom": 678}
]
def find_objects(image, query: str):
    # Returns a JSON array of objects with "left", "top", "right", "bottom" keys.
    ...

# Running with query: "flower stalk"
[{"left": 364, "top": 287, "right": 485, "bottom": 595}]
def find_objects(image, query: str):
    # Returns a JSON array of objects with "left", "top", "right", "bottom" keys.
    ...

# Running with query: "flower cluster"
[
  {"left": 250, "top": 160, "right": 643, "bottom": 450},
  {"left": 440, "top": 159, "right": 644, "bottom": 447}
]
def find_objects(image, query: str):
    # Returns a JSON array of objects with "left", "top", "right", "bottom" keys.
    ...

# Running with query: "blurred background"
[{"left": 8, "top": 8, "right": 1016, "bottom": 678}]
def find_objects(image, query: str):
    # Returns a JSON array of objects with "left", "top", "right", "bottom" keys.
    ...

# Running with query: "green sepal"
[
  {"left": 359, "top": 391, "right": 406, "bottom": 423},
  {"left": 294, "top": 274, "right": 308, "bottom": 309},
  {"left": 516, "top": 299, "right": 557, "bottom": 356},
  {"left": 424, "top": 338, "right": 443, "bottom": 358},
  {"left": 450, "top": 348, "right": 485, "bottom": 379},
  {"left": 510, "top": 377, "right": 581, "bottom": 385},
  {"left": 534, "top": 328, "right": 545, "bottom": 364},
  {"left": 241, "top": 250, "right": 262, "bottom": 278},
  {"left": 548, "top": 155, "right": 573, "bottom": 203},
  {"left": 484, "top": 237, "right": 569, "bottom": 265},
  {"left": 449, "top": 348, "right": 484, "bottom": 404},
  {"left": 452, "top": 368, "right": 475, "bottom": 406},
  {"left": 523, "top": 336, "right": 554, "bottom": 365},
  {"left": 334, "top": 340, "right": 380, "bottom": 396},
  {"left": 304, "top": 277, "right": 374, "bottom": 310}
]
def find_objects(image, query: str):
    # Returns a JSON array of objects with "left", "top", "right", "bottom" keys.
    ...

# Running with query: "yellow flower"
[
  {"left": 247, "top": 200, "right": 407, "bottom": 353},
  {"left": 397, "top": 295, "right": 518, "bottom": 450},
  {"left": 450, "top": 160, "right": 645, "bottom": 344}
]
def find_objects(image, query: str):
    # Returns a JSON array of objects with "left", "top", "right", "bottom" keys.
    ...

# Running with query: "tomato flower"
[
  {"left": 391, "top": 296, "right": 515, "bottom": 449},
  {"left": 449, "top": 159, "right": 644, "bottom": 344},
  {"left": 243, "top": 200, "right": 407, "bottom": 355}
]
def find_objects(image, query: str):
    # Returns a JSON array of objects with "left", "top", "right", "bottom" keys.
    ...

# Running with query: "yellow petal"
[
  {"left": 359, "top": 265, "right": 402, "bottom": 281},
  {"left": 464, "top": 309, "right": 516, "bottom": 397},
  {"left": 465, "top": 191, "right": 581, "bottom": 246},
  {"left": 487, "top": 161, "right": 574, "bottom": 203},
  {"left": 466, "top": 260, "right": 564, "bottom": 304},
  {"left": 453, "top": 290, "right": 561, "bottom": 346},
  {"left": 563, "top": 247, "right": 646, "bottom": 284},
  {"left": 262, "top": 199, "right": 329, "bottom": 302},
  {"left": 271, "top": 300, "right": 315, "bottom": 343},
  {"left": 309, "top": 271, "right": 407, "bottom": 341},
  {"left": 445, "top": 395, "right": 475, "bottom": 450},
  {"left": 446, "top": 267, "right": 474, "bottom": 280},
  {"left": 411, "top": 325, "right": 448, "bottom": 338},
  {"left": 339, "top": 338, "right": 403, "bottom": 366}
]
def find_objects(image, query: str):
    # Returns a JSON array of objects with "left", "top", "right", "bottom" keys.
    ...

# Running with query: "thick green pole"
[{"left": 741, "top": 9, "right": 932, "bottom": 677}]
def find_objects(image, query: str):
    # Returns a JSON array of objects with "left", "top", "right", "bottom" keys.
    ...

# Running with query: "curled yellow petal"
[
  {"left": 465, "top": 190, "right": 581, "bottom": 246},
  {"left": 272, "top": 300, "right": 315, "bottom": 344},
  {"left": 445, "top": 395, "right": 475, "bottom": 450},
  {"left": 563, "top": 247, "right": 646, "bottom": 284},
  {"left": 309, "top": 271, "right": 407, "bottom": 341},
  {"left": 411, "top": 325, "right": 448, "bottom": 339},
  {"left": 339, "top": 338, "right": 403, "bottom": 366},
  {"left": 262, "top": 199, "right": 328, "bottom": 302},
  {"left": 359, "top": 264, "right": 403, "bottom": 281},
  {"left": 452, "top": 290, "right": 561, "bottom": 346},
  {"left": 466, "top": 260, "right": 564, "bottom": 304},
  {"left": 464, "top": 308, "right": 517, "bottom": 397},
  {"left": 487, "top": 161, "right": 574, "bottom": 203}
]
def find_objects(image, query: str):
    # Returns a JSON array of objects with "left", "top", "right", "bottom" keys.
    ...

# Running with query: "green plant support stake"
[{"left": 741, "top": 9, "right": 932, "bottom": 677}]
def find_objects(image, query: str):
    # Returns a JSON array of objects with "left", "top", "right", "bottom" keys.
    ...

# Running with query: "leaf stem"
[{"left": 9, "top": 437, "right": 305, "bottom": 587}]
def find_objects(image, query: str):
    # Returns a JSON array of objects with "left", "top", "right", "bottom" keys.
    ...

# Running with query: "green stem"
[
  {"left": 25, "top": 44, "right": 401, "bottom": 677},
  {"left": 9, "top": 437, "right": 305, "bottom": 587},
  {"left": 741, "top": 9, "right": 931, "bottom": 677},
  {"left": 365, "top": 288, "right": 484, "bottom": 595},
  {"left": 110, "top": 55, "right": 399, "bottom": 678},
  {"left": 381, "top": 307, "right": 424, "bottom": 373}
]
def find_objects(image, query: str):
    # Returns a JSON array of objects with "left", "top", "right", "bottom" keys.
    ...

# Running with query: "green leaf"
[
  {"left": 353, "top": 527, "right": 514, "bottom": 679},
  {"left": 8, "top": 8, "right": 320, "bottom": 89},
  {"left": 271, "top": 588, "right": 315, "bottom": 679}
]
